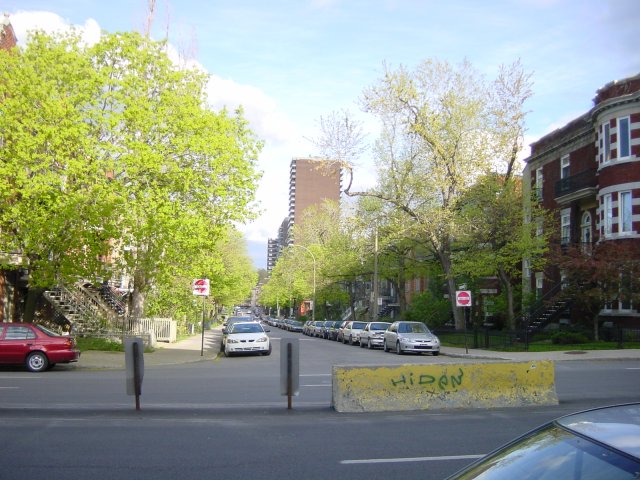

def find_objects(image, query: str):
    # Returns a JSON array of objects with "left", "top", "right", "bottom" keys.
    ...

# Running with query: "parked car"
[
  {"left": 223, "top": 315, "right": 252, "bottom": 327},
  {"left": 359, "top": 321, "right": 391, "bottom": 349},
  {"left": 446, "top": 402, "right": 640, "bottom": 479},
  {"left": 383, "top": 321, "right": 440, "bottom": 355},
  {"left": 336, "top": 321, "right": 351, "bottom": 343},
  {"left": 327, "top": 320, "right": 343, "bottom": 341},
  {"left": 310, "top": 320, "right": 325, "bottom": 337},
  {"left": 320, "top": 320, "right": 335, "bottom": 339},
  {"left": 287, "top": 320, "right": 304, "bottom": 333},
  {"left": 221, "top": 321, "right": 271, "bottom": 357},
  {"left": 0, "top": 323, "right": 80, "bottom": 372},
  {"left": 303, "top": 320, "right": 315, "bottom": 336},
  {"left": 341, "top": 321, "right": 369, "bottom": 345}
]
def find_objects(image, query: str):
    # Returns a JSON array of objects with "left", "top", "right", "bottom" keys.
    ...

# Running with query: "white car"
[
  {"left": 222, "top": 322, "right": 271, "bottom": 357},
  {"left": 359, "top": 321, "right": 391, "bottom": 349},
  {"left": 383, "top": 321, "right": 440, "bottom": 355}
]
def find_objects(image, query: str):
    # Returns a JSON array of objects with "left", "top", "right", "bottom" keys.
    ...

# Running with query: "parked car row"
[
  {"left": 301, "top": 319, "right": 441, "bottom": 355},
  {"left": 265, "top": 317, "right": 304, "bottom": 332}
]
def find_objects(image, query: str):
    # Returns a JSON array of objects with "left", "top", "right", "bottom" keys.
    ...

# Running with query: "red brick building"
[{"left": 523, "top": 73, "right": 640, "bottom": 327}]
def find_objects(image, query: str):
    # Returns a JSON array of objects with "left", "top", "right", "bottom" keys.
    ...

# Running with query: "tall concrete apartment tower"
[{"left": 267, "top": 157, "right": 341, "bottom": 271}]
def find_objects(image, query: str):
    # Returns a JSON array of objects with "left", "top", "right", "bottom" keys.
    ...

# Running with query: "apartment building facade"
[
  {"left": 523, "top": 73, "right": 640, "bottom": 326},
  {"left": 267, "top": 157, "right": 341, "bottom": 271}
]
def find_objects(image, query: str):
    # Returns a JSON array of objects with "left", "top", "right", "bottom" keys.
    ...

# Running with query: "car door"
[
  {"left": 385, "top": 323, "right": 398, "bottom": 347},
  {"left": 0, "top": 325, "right": 37, "bottom": 364}
]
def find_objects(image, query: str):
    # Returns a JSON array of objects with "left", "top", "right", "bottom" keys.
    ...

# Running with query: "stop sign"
[{"left": 456, "top": 290, "right": 472, "bottom": 307}]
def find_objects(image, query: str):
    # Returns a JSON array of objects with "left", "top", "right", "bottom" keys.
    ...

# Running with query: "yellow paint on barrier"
[{"left": 332, "top": 361, "right": 558, "bottom": 412}]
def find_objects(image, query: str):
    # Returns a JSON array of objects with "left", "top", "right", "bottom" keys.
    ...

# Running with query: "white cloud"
[
  {"left": 205, "top": 74, "right": 300, "bottom": 146},
  {"left": 10, "top": 10, "right": 101, "bottom": 45}
]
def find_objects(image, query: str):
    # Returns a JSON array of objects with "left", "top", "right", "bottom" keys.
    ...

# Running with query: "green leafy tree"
[
  {"left": 453, "top": 175, "right": 549, "bottom": 330},
  {"left": 0, "top": 30, "right": 262, "bottom": 321}
]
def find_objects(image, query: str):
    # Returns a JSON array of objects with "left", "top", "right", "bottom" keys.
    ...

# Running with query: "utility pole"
[{"left": 372, "top": 225, "right": 379, "bottom": 321}]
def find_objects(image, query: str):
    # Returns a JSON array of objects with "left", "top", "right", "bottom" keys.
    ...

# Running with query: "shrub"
[{"left": 551, "top": 331, "right": 589, "bottom": 345}]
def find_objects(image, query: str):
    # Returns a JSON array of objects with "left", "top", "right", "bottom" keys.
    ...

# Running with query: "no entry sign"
[
  {"left": 192, "top": 278, "right": 210, "bottom": 296},
  {"left": 455, "top": 290, "right": 472, "bottom": 307}
]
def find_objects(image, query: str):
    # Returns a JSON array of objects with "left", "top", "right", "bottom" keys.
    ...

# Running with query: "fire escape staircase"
[
  {"left": 43, "top": 282, "right": 125, "bottom": 333},
  {"left": 518, "top": 282, "right": 573, "bottom": 333}
]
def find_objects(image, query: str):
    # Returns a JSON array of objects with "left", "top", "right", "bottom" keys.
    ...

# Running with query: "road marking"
[
  {"left": 301, "top": 374, "right": 331, "bottom": 377},
  {"left": 0, "top": 387, "right": 19, "bottom": 389},
  {"left": 341, "top": 454, "right": 484, "bottom": 464},
  {"left": 302, "top": 384, "right": 330, "bottom": 387}
]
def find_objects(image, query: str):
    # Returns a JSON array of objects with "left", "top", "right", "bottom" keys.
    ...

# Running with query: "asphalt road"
[{"left": 0, "top": 329, "right": 639, "bottom": 480}]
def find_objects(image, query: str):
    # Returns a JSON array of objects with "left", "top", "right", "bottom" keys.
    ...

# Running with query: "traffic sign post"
[
  {"left": 193, "top": 279, "right": 210, "bottom": 356},
  {"left": 456, "top": 290, "right": 472, "bottom": 354},
  {"left": 455, "top": 290, "right": 472, "bottom": 307}
]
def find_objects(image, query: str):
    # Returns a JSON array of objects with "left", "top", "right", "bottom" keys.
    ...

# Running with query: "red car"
[{"left": 0, "top": 323, "right": 80, "bottom": 372}]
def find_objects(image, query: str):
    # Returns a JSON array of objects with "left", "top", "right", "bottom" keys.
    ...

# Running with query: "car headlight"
[
  {"left": 257, "top": 336, "right": 268, "bottom": 343},
  {"left": 227, "top": 338, "right": 239, "bottom": 344}
]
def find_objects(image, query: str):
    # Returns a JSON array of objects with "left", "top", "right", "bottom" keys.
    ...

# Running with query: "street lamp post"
[{"left": 292, "top": 245, "right": 316, "bottom": 323}]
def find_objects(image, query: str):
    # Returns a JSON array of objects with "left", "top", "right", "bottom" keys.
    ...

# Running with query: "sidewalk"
[
  {"left": 78, "top": 328, "right": 223, "bottom": 369},
  {"left": 77, "top": 328, "right": 640, "bottom": 369}
]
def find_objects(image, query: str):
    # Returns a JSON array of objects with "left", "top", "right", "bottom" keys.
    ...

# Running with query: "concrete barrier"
[{"left": 332, "top": 361, "right": 558, "bottom": 412}]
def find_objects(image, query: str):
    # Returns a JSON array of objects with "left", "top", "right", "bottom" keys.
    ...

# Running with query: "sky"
[{"left": 3, "top": 0, "right": 639, "bottom": 269}]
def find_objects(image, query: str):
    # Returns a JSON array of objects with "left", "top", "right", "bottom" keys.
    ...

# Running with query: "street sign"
[
  {"left": 192, "top": 278, "right": 210, "bottom": 296},
  {"left": 456, "top": 290, "right": 472, "bottom": 307}
]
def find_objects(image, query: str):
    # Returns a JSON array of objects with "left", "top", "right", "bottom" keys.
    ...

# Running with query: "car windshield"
[
  {"left": 451, "top": 423, "right": 640, "bottom": 480},
  {"left": 399, "top": 323, "right": 429, "bottom": 334},
  {"left": 230, "top": 323, "right": 264, "bottom": 334},
  {"left": 352, "top": 322, "right": 367, "bottom": 329},
  {"left": 371, "top": 323, "right": 390, "bottom": 330}
]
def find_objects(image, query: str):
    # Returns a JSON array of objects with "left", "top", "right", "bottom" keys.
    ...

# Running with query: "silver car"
[
  {"left": 383, "top": 321, "right": 440, "bottom": 355},
  {"left": 341, "top": 320, "right": 368, "bottom": 345},
  {"left": 359, "top": 321, "right": 391, "bottom": 349},
  {"left": 446, "top": 403, "right": 640, "bottom": 479}
]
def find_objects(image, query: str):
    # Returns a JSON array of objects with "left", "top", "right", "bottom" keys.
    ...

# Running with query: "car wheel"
[
  {"left": 264, "top": 345, "right": 272, "bottom": 356},
  {"left": 342, "top": 336, "right": 347, "bottom": 344},
  {"left": 396, "top": 342, "right": 403, "bottom": 355},
  {"left": 368, "top": 339, "right": 373, "bottom": 349},
  {"left": 359, "top": 339, "right": 365, "bottom": 348},
  {"left": 383, "top": 340, "right": 389, "bottom": 352},
  {"left": 433, "top": 351, "right": 440, "bottom": 356},
  {"left": 348, "top": 335, "right": 353, "bottom": 345},
  {"left": 26, "top": 351, "right": 49, "bottom": 372}
]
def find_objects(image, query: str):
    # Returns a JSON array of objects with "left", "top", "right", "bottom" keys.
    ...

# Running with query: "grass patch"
[{"left": 76, "top": 337, "right": 124, "bottom": 352}]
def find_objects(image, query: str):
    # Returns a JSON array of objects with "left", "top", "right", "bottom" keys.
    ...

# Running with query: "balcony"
[{"left": 554, "top": 168, "right": 597, "bottom": 204}]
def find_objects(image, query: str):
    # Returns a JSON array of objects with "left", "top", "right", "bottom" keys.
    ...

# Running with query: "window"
[
  {"left": 560, "top": 155, "right": 570, "bottom": 179},
  {"left": 620, "top": 191, "right": 632, "bottom": 233},
  {"left": 535, "top": 167, "right": 543, "bottom": 199},
  {"left": 603, "top": 193, "right": 613, "bottom": 236},
  {"left": 535, "top": 273, "right": 543, "bottom": 299},
  {"left": 581, "top": 212, "right": 592, "bottom": 254},
  {"left": 618, "top": 117, "right": 630, "bottom": 158},
  {"left": 560, "top": 209, "right": 571, "bottom": 245},
  {"left": 5, "top": 326, "right": 36, "bottom": 340},
  {"left": 523, "top": 259, "right": 531, "bottom": 278},
  {"left": 602, "top": 122, "right": 611, "bottom": 163}
]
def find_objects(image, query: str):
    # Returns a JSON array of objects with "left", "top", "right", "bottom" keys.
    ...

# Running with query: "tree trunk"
[
  {"left": 593, "top": 312, "right": 599, "bottom": 342},
  {"left": 130, "top": 268, "right": 147, "bottom": 319},
  {"left": 438, "top": 250, "right": 464, "bottom": 329},
  {"left": 497, "top": 267, "right": 515, "bottom": 330},
  {"left": 23, "top": 287, "right": 44, "bottom": 323}
]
